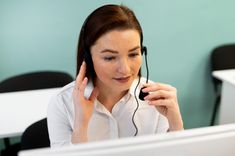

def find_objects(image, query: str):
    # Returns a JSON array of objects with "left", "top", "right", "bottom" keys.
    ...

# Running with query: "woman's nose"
[{"left": 117, "top": 59, "right": 131, "bottom": 74}]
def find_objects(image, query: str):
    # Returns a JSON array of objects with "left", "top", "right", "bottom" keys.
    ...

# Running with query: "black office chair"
[
  {"left": 210, "top": 44, "right": 235, "bottom": 126},
  {"left": 21, "top": 118, "right": 50, "bottom": 150},
  {"left": 0, "top": 71, "right": 73, "bottom": 93},
  {"left": 0, "top": 71, "right": 73, "bottom": 156}
]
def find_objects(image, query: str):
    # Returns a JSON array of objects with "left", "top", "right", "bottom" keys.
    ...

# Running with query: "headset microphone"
[{"left": 139, "top": 46, "right": 149, "bottom": 101}]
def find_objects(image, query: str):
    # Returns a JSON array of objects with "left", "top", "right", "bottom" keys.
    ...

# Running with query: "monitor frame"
[{"left": 19, "top": 123, "right": 235, "bottom": 156}]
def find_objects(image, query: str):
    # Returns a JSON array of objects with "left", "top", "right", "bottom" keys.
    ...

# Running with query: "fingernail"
[{"left": 82, "top": 77, "right": 88, "bottom": 83}]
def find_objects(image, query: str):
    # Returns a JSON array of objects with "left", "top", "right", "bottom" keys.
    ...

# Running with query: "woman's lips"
[{"left": 113, "top": 76, "right": 131, "bottom": 83}]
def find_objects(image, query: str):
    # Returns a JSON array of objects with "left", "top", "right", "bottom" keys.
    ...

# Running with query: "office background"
[{"left": 1, "top": 0, "right": 235, "bottom": 153}]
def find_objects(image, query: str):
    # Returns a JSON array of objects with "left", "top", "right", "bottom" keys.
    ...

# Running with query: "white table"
[
  {"left": 0, "top": 88, "right": 60, "bottom": 138},
  {"left": 212, "top": 69, "right": 235, "bottom": 124}
]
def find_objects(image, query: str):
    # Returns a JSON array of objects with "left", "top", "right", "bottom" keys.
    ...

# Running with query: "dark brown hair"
[{"left": 76, "top": 4, "right": 143, "bottom": 82}]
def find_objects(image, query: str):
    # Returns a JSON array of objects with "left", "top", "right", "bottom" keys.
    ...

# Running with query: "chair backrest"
[
  {"left": 211, "top": 44, "right": 235, "bottom": 91},
  {"left": 0, "top": 71, "right": 74, "bottom": 93},
  {"left": 21, "top": 118, "right": 50, "bottom": 150}
]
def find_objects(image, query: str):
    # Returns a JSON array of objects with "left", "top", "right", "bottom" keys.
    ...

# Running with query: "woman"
[{"left": 47, "top": 4, "right": 183, "bottom": 148}]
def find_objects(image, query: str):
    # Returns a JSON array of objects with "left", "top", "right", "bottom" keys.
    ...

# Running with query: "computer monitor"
[{"left": 19, "top": 123, "right": 235, "bottom": 156}]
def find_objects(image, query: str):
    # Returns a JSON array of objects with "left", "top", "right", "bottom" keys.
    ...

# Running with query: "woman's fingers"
[
  {"left": 142, "top": 82, "right": 179, "bottom": 111},
  {"left": 78, "top": 77, "right": 88, "bottom": 100},
  {"left": 144, "top": 90, "right": 176, "bottom": 101},
  {"left": 142, "top": 82, "right": 177, "bottom": 106},
  {"left": 142, "top": 83, "right": 176, "bottom": 92},
  {"left": 75, "top": 61, "right": 86, "bottom": 89},
  {"left": 148, "top": 99, "right": 174, "bottom": 107}
]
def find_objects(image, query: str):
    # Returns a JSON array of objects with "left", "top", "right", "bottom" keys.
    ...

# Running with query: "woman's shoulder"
[
  {"left": 48, "top": 81, "right": 75, "bottom": 107},
  {"left": 52, "top": 80, "right": 94, "bottom": 100},
  {"left": 57, "top": 81, "right": 76, "bottom": 96}
]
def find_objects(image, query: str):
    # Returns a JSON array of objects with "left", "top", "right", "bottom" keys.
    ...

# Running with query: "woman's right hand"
[{"left": 72, "top": 61, "right": 99, "bottom": 143}]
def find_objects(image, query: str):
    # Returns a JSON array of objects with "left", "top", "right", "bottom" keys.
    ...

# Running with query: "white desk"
[
  {"left": 212, "top": 69, "right": 235, "bottom": 124},
  {"left": 0, "top": 88, "right": 60, "bottom": 138}
]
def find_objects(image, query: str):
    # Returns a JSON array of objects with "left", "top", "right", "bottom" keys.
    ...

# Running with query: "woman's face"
[{"left": 90, "top": 29, "right": 142, "bottom": 93}]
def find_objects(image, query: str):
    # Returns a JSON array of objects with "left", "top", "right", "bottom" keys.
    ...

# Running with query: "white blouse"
[{"left": 47, "top": 77, "right": 169, "bottom": 148}]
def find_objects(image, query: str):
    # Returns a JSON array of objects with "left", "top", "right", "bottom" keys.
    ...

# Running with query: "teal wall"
[{"left": 1, "top": 0, "right": 235, "bottom": 153}]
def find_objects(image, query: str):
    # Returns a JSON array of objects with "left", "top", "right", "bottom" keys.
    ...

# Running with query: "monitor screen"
[{"left": 19, "top": 123, "right": 235, "bottom": 156}]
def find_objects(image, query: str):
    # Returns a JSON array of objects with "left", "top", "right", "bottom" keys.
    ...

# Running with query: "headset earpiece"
[
  {"left": 141, "top": 46, "right": 147, "bottom": 55},
  {"left": 139, "top": 45, "right": 149, "bottom": 101}
]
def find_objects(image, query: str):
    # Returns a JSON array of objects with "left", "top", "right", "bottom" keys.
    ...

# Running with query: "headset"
[
  {"left": 80, "top": 11, "right": 150, "bottom": 137},
  {"left": 132, "top": 46, "right": 149, "bottom": 136},
  {"left": 139, "top": 46, "right": 149, "bottom": 100}
]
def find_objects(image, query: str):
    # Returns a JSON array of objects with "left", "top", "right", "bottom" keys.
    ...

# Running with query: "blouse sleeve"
[
  {"left": 47, "top": 94, "right": 73, "bottom": 148},
  {"left": 155, "top": 113, "right": 169, "bottom": 133}
]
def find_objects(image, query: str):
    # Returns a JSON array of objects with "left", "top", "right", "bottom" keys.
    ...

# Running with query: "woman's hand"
[
  {"left": 142, "top": 83, "right": 184, "bottom": 131},
  {"left": 72, "top": 61, "right": 99, "bottom": 143}
]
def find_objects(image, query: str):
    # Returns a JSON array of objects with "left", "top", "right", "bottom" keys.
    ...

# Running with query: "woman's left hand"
[{"left": 142, "top": 82, "right": 184, "bottom": 131}]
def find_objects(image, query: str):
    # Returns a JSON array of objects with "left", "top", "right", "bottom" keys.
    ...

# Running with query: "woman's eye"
[
  {"left": 129, "top": 53, "right": 139, "bottom": 58},
  {"left": 104, "top": 56, "right": 115, "bottom": 61}
]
